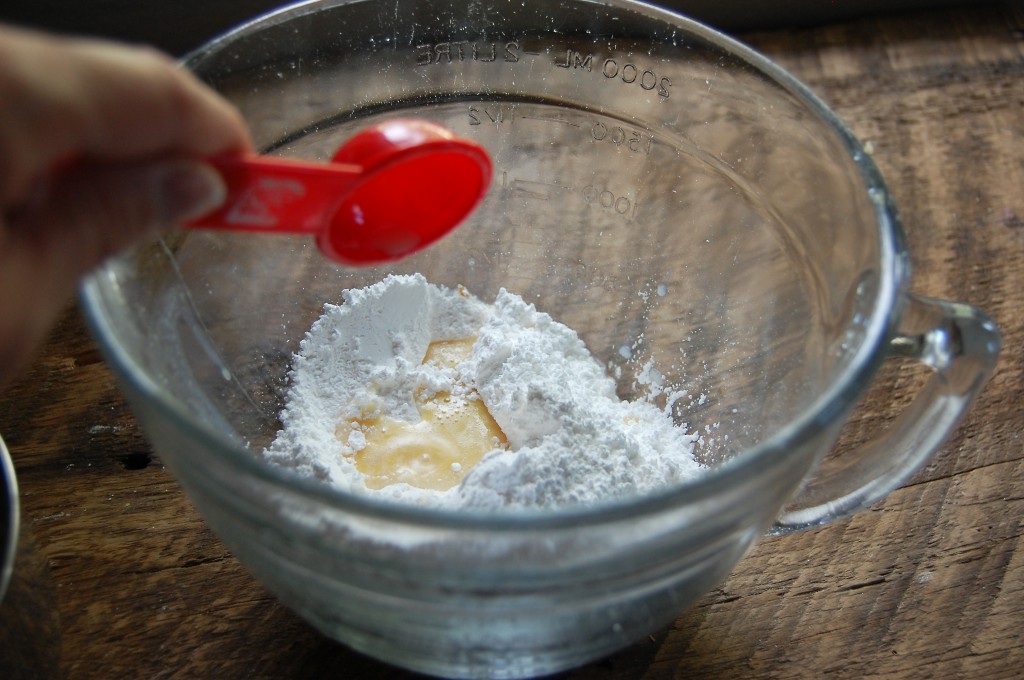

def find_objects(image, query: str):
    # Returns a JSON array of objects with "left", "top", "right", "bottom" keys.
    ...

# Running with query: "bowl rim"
[
  {"left": 0, "top": 433, "right": 19, "bottom": 604},
  {"left": 79, "top": 0, "right": 909, "bottom": 531}
]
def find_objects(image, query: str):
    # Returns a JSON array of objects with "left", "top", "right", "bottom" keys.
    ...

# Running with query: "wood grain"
[{"left": 1, "top": 4, "right": 1022, "bottom": 678}]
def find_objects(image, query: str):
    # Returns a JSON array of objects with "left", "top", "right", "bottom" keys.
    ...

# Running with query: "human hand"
[{"left": 0, "top": 24, "right": 251, "bottom": 385}]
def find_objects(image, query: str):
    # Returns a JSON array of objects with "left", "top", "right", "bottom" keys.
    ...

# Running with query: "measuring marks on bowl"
[
  {"left": 414, "top": 33, "right": 692, "bottom": 225},
  {"left": 416, "top": 37, "right": 675, "bottom": 101},
  {"left": 466, "top": 103, "right": 680, "bottom": 229}
]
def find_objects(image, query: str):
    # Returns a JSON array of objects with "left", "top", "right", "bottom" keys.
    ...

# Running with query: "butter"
[{"left": 347, "top": 338, "right": 507, "bottom": 491}]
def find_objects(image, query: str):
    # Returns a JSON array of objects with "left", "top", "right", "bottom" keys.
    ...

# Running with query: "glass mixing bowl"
[{"left": 80, "top": 1, "right": 1000, "bottom": 677}]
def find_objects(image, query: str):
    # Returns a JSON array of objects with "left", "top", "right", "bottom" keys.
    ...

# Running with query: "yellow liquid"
[{"left": 345, "top": 338, "right": 507, "bottom": 491}]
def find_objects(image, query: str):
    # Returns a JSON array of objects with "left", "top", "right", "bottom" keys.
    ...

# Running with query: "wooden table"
[{"left": 2, "top": 4, "right": 1022, "bottom": 678}]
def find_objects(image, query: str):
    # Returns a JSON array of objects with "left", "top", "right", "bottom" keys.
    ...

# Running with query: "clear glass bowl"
[{"left": 80, "top": 1, "right": 1000, "bottom": 677}]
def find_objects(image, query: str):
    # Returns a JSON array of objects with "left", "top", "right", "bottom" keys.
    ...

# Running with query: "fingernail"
[{"left": 156, "top": 160, "right": 226, "bottom": 225}]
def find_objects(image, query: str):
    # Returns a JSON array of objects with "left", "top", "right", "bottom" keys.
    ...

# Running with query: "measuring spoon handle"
[{"left": 187, "top": 155, "right": 363, "bottom": 234}]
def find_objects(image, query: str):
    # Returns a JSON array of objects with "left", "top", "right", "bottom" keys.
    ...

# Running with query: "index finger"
[{"left": 0, "top": 25, "right": 252, "bottom": 205}]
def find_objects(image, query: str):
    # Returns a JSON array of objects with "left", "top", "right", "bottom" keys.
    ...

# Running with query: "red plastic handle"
[{"left": 189, "top": 155, "right": 363, "bottom": 234}]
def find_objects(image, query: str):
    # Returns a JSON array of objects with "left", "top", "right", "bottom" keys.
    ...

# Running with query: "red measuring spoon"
[{"left": 187, "top": 119, "right": 492, "bottom": 265}]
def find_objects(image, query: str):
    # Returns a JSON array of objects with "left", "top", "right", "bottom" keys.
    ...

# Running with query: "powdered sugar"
[{"left": 263, "top": 274, "right": 703, "bottom": 510}]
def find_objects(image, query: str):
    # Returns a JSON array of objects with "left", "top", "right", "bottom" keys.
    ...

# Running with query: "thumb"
[
  {"left": 29, "top": 157, "right": 226, "bottom": 274},
  {"left": 0, "top": 158, "right": 225, "bottom": 384}
]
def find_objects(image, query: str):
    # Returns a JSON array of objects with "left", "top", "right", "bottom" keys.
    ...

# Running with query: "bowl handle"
[{"left": 770, "top": 293, "right": 1001, "bottom": 535}]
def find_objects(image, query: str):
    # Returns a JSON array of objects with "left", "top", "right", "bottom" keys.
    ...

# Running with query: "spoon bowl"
[{"left": 323, "top": 140, "right": 493, "bottom": 264}]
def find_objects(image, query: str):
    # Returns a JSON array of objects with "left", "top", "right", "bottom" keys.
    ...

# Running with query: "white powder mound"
[
  {"left": 262, "top": 273, "right": 490, "bottom": 506},
  {"left": 262, "top": 273, "right": 703, "bottom": 511}
]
